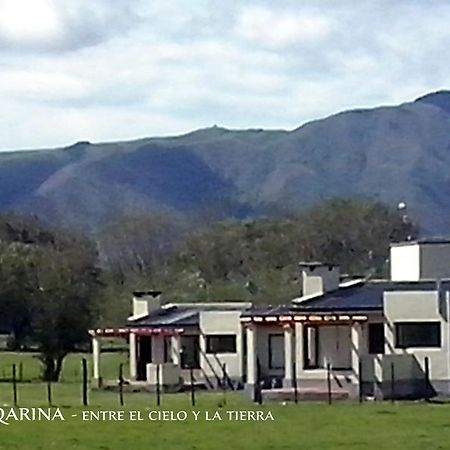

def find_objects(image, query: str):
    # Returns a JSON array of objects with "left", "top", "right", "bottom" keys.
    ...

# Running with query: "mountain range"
[{"left": 2, "top": 91, "right": 450, "bottom": 233}]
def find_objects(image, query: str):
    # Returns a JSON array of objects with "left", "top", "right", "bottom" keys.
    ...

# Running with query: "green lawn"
[
  {"left": 0, "top": 393, "right": 449, "bottom": 450},
  {"left": 1, "top": 352, "right": 450, "bottom": 449},
  {"left": 0, "top": 351, "right": 128, "bottom": 383}
]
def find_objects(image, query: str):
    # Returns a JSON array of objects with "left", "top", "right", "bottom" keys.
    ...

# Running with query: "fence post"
[
  {"left": 358, "top": 359, "right": 363, "bottom": 403},
  {"left": 82, "top": 358, "right": 88, "bottom": 407},
  {"left": 12, "top": 364, "right": 18, "bottom": 406},
  {"left": 19, "top": 362, "right": 23, "bottom": 382},
  {"left": 256, "top": 357, "right": 263, "bottom": 405},
  {"left": 47, "top": 379, "right": 52, "bottom": 406},
  {"left": 222, "top": 363, "right": 227, "bottom": 406},
  {"left": 156, "top": 364, "right": 161, "bottom": 407},
  {"left": 189, "top": 366, "right": 196, "bottom": 407},
  {"left": 424, "top": 356, "right": 430, "bottom": 401},
  {"left": 390, "top": 361, "right": 395, "bottom": 403},
  {"left": 327, "top": 363, "right": 332, "bottom": 405},
  {"left": 119, "top": 364, "right": 124, "bottom": 406},
  {"left": 293, "top": 361, "right": 298, "bottom": 404}
]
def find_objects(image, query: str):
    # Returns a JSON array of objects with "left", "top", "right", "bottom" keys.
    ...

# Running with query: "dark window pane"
[
  {"left": 395, "top": 322, "right": 441, "bottom": 348},
  {"left": 206, "top": 335, "right": 237, "bottom": 353},
  {"left": 368, "top": 323, "right": 385, "bottom": 354}
]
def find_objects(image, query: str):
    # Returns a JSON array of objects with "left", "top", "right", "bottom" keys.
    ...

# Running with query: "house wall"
[
  {"left": 199, "top": 311, "right": 242, "bottom": 381},
  {"left": 383, "top": 290, "right": 450, "bottom": 396},
  {"left": 390, "top": 242, "right": 450, "bottom": 281},
  {"left": 151, "top": 336, "right": 165, "bottom": 363},
  {"left": 420, "top": 244, "right": 450, "bottom": 280},
  {"left": 317, "top": 325, "right": 352, "bottom": 369}
]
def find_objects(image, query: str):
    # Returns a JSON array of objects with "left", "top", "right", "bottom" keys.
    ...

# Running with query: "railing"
[
  {"left": 196, "top": 345, "right": 223, "bottom": 387},
  {"left": 211, "top": 352, "right": 235, "bottom": 390},
  {"left": 196, "top": 345, "right": 235, "bottom": 390},
  {"left": 198, "top": 367, "right": 215, "bottom": 390}
]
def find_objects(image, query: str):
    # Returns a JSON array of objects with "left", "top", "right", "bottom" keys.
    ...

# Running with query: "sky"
[{"left": 1, "top": 0, "right": 450, "bottom": 150}]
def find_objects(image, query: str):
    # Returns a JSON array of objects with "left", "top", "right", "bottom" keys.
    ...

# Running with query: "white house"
[
  {"left": 91, "top": 295, "right": 251, "bottom": 390},
  {"left": 91, "top": 238, "right": 450, "bottom": 400}
]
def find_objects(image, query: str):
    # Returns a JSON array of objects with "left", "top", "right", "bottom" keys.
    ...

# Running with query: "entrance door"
[
  {"left": 318, "top": 325, "right": 351, "bottom": 369},
  {"left": 180, "top": 335, "right": 200, "bottom": 369},
  {"left": 137, "top": 336, "right": 152, "bottom": 381},
  {"left": 303, "top": 326, "right": 319, "bottom": 369}
]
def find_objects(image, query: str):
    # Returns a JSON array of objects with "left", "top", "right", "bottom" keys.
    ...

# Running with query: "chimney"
[
  {"left": 299, "top": 262, "right": 340, "bottom": 297},
  {"left": 132, "top": 291, "right": 162, "bottom": 317}
]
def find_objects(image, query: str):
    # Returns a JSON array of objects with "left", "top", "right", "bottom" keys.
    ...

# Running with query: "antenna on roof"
[
  {"left": 397, "top": 201, "right": 412, "bottom": 240},
  {"left": 397, "top": 201, "right": 407, "bottom": 211}
]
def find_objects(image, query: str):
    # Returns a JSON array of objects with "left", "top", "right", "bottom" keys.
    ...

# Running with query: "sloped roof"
[
  {"left": 125, "top": 281, "right": 450, "bottom": 325},
  {"left": 242, "top": 280, "right": 450, "bottom": 316},
  {"left": 127, "top": 302, "right": 249, "bottom": 328},
  {"left": 128, "top": 306, "right": 199, "bottom": 327}
]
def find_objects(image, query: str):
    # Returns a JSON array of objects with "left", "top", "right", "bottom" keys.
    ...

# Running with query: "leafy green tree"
[
  {"left": 0, "top": 214, "right": 102, "bottom": 381},
  {"left": 162, "top": 198, "right": 417, "bottom": 304},
  {"left": 31, "top": 243, "right": 102, "bottom": 381}
]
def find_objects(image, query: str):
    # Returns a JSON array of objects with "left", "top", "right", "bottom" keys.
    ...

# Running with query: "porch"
[
  {"left": 242, "top": 313, "right": 371, "bottom": 398},
  {"left": 89, "top": 327, "right": 237, "bottom": 391}
]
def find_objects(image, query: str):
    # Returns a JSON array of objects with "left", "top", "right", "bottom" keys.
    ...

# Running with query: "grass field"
[
  {"left": 1, "top": 352, "right": 450, "bottom": 449},
  {"left": 0, "top": 392, "right": 449, "bottom": 450},
  {"left": 0, "top": 350, "right": 128, "bottom": 382}
]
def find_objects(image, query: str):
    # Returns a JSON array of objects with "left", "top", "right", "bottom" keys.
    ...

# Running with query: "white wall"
[
  {"left": 199, "top": 311, "right": 242, "bottom": 379},
  {"left": 390, "top": 242, "right": 450, "bottom": 281},
  {"left": 383, "top": 290, "right": 450, "bottom": 382},
  {"left": 390, "top": 244, "right": 420, "bottom": 281},
  {"left": 318, "top": 325, "right": 352, "bottom": 369}
]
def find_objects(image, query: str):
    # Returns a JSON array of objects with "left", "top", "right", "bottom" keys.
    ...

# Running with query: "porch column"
[
  {"left": 199, "top": 333, "right": 206, "bottom": 371},
  {"left": 283, "top": 324, "right": 293, "bottom": 388},
  {"left": 245, "top": 324, "right": 257, "bottom": 388},
  {"left": 294, "top": 322, "right": 304, "bottom": 380},
  {"left": 351, "top": 322, "right": 362, "bottom": 379},
  {"left": 171, "top": 334, "right": 181, "bottom": 365},
  {"left": 92, "top": 336, "right": 101, "bottom": 385},
  {"left": 129, "top": 332, "right": 137, "bottom": 380}
]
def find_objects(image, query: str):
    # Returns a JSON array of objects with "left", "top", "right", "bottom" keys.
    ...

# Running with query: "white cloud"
[
  {"left": 0, "top": 0, "right": 60, "bottom": 46},
  {"left": 1, "top": 0, "right": 450, "bottom": 150},
  {"left": 234, "top": 6, "right": 332, "bottom": 48},
  {"left": 0, "top": 0, "right": 136, "bottom": 51}
]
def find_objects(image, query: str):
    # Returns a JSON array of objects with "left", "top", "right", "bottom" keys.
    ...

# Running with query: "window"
[
  {"left": 206, "top": 335, "right": 237, "bottom": 353},
  {"left": 268, "top": 334, "right": 284, "bottom": 369},
  {"left": 368, "top": 323, "right": 385, "bottom": 354},
  {"left": 395, "top": 322, "right": 441, "bottom": 348}
]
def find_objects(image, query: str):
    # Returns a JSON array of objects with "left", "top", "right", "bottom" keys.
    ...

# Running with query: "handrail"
[
  {"left": 198, "top": 367, "right": 215, "bottom": 390},
  {"left": 211, "top": 352, "right": 235, "bottom": 390},
  {"left": 197, "top": 345, "right": 223, "bottom": 387}
]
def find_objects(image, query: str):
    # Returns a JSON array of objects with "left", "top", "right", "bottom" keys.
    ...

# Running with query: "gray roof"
[
  {"left": 126, "top": 281, "right": 450, "bottom": 324},
  {"left": 128, "top": 306, "right": 199, "bottom": 327},
  {"left": 295, "top": 281, "right": 446, "bottom": 313},
  {"left": 391, "top": 238, "right": 450, "bottom": 246},
  {"left": 242, "top": 280, "right": 450, "bottom": 316},
  {"left": 127, "top": 302, "right": 249, "bottom": 328}
]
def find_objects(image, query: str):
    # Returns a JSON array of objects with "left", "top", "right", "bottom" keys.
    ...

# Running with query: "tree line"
[{"left": 0, "top": 198, "right": 416, "bottom": 380}]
